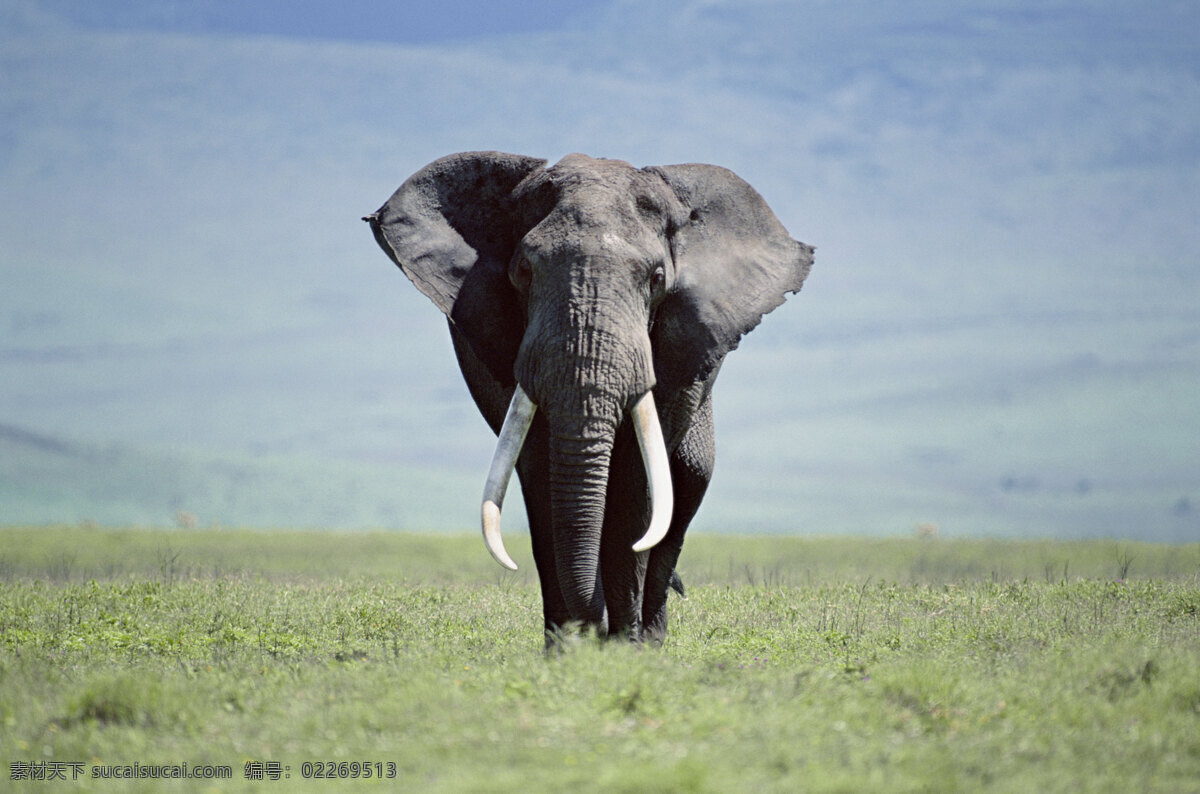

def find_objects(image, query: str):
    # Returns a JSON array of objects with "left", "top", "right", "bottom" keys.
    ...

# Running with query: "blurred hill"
[{"left": 1, "top": 1, "right": 1197, "bottom": 540}]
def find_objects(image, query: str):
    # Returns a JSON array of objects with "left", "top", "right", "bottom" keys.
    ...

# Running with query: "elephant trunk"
[{"left": 546, "top": 419, "right": 615, "bottom": 629}]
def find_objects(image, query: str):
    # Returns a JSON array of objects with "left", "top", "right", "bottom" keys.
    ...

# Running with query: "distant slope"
[
  {"left": 1, "top": 2, "right": 1196, "bottom": 541},
  {"left": 0, "top": 423, "right": 484, "bottom": 530},
  {"left": 3, "top": 402, "right": 1195, "bottom": 542}
]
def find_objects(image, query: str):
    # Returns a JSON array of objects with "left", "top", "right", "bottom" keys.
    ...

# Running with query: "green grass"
[{"left": 2, "top": 527, "right": 1198, "bottom": 792}]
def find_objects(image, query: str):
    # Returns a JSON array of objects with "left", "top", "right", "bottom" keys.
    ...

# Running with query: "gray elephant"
[{"left": 365, "top": 151, "right": 813, "bottom": 644}]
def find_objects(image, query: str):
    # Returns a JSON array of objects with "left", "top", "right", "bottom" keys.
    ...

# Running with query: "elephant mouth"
[{"left": 479, "top": 386, "right": 674, "bottom": 570}]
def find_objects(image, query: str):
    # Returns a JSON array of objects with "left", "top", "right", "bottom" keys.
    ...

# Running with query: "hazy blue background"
[{"left": 2, "top": 0, "right": 1197, "bottom": 541}]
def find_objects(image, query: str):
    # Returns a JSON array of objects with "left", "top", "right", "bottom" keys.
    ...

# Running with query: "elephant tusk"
[
  {"left": 630, "top": 390, "right": 674, "bottom": 553},
  {"left": 480, "top": 386, "right": 537, "bottom": 570}
]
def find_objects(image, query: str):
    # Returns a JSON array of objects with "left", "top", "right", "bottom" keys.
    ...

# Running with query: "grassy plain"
[{"left": 1, "top": 526, "right": 1198, "bottom": 792}]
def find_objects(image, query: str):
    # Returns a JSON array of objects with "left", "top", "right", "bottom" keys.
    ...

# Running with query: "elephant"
[{"left": 365, "top": 151, "right": 813, "bottom": 645}]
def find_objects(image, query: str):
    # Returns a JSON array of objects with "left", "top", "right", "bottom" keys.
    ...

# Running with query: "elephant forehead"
[
  {"left": 519, "top": 157, "right": 681, "bottom": 222},
  {"left": 599, "top": 232, "right": 643, "bottom": 256},
  {"left": 517, "top": 157, "right": 683, "bottom": 262},
  {"left": 523, "top": 212, "right": 665, "bottom": 265},
  {"left": 551, "top": 152, "right": 636, "bottom": 177},
  {"left": 547, "top": 156, "right": 669, "bottom": 202}
]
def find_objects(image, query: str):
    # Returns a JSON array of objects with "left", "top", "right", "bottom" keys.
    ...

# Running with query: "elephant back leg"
[
  {"left": 642, "top": 393, "right": 714, "bottom": 644},
  {"left": 596, "top": 424, "right": 651, "bottom": 640}
]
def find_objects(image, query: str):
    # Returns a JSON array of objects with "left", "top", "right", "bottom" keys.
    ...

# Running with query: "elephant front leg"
[
  {"left": 450, "top": 325, "right": 571, "bottom": 645},
  {"left": 642, "top": 397, "right": 714, "bottom": 645},
  {"left": 515, "top": 424, "right": 572, "bottom": 645}
]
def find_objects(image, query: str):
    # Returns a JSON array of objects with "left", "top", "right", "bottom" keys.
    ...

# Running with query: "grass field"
[{"left": 2, "top": 526, "right": 1198, "bottom": 792}]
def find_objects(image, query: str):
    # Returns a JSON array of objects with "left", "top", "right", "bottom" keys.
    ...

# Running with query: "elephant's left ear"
[
  {"left": 365, "top": 151, "right": 548, "bottom": 386},
  {"left": 646, "top": 164, "right": 814, "bottom": 395}
]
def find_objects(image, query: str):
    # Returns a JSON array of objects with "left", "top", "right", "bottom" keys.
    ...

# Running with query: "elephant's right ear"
[
  {"left": 647, "top": 163, "right": 814, "bottom": 397},
  {"left": 365, "top": 151, "right": 547, "bottom": 384}
]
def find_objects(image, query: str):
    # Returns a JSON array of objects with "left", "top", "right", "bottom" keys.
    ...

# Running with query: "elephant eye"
[
  {"left": 635, "top": 194, "right": 661, "bottom": 218},
  {"left": 649, "top": 266, "right": 667, "bottom": 298},
  {"left": 509, "top": 254, "right": 532, "bottom": 293}
]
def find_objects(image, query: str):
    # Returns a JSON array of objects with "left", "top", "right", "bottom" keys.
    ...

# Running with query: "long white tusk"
[
  {"left": 630, "top": 391, "right": 674, "bottom": 553},
  {"left": 481, "top": 386, "right": 537, "bottom": 570}
]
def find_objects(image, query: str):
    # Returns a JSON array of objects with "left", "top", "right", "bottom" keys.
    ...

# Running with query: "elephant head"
[{"left": 366, "top": 151, "right": 812, "bottom": 639}]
